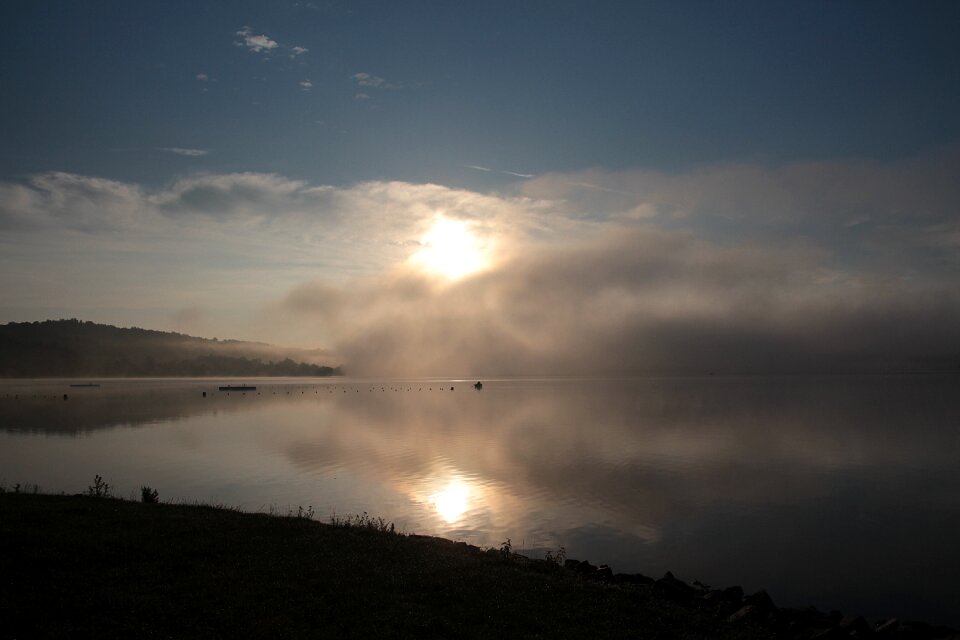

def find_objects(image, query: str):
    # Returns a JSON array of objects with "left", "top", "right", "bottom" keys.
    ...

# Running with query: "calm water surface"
[{"left": 2, "top": 375, "right": 958, "bottom": 625}]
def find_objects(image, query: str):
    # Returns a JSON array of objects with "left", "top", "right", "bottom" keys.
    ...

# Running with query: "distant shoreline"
[
  {"left": 0, "top": 373, "right": 344, "bottom": 379},
  {"left": 0, "top": 319, "right": 342, "bottom": 378}
]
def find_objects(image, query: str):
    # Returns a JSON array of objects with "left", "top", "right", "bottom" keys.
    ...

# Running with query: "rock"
[
  {"left": 699, "top": 590, "right": 728, "bottom": 606},
  {"left": 727, "top": 604, "right": 758, "bottom": 624},
  {"left": 569, "top": 560, "right": 597, "bottom": 576},
  {"left": 654, "top": 571, "right": 698, "bottom": 602},
  {"left": 873, "top": 618, "right": 899, "bottom": 635},
  {"left": 810, "top": 628, "right": 850, "bottom": 639},
  {"left": 705, "top": 586, "right": 745, "bottom": 606},
  {"left": 744, "top": 589, "right": 778, "bottom": 614},
  {"left": 779, "top": 606, "right": 835, "bottom": 630},
  {"left": 839, "top": 615, "right": 873, "bottom": 636},
  {"left": 844, "top": 615, "right": 875, "bottom": 635},
  {"left": 727, "top": 602, "right": 782, "bottom": 626},
  {"left": 591, "top": 564, "right": 613, "bottom": 581},
  {"left": 612, "top": 572, "right": 654, "bottom": 585},
  {"left": 698, "top": 587, "right": 739, "bottom": 609},
  {"left": 722, "top": 585, "right": 744, "bottom": 602}
]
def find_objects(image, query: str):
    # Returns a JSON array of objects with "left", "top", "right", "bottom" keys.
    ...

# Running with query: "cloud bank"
[
  {"left": 280, "top": 227, "right": 960, "bottom": 376},
  {"left": 2, "top": 148, "right": 959, "bottom": 373}
]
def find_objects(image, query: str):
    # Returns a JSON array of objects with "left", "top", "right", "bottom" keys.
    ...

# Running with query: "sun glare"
[
  {"left": 430, "top": 480, "right": 471, "bottom": 523},
  {"left": 411, "top": 217, "right": 489, "bottom": 280}
]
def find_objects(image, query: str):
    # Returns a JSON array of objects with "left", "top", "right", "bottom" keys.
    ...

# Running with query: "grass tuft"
[
  {"left": 329, "top": 511, "right": 396, "bottom": 533},
  {"left": 2, "top": 482, "right": 40, "bottom": 495},
  {"left": 292, "top": 505, "right": 314, "bottom": 520},
  {"left": 544, "top": 545, "right": 567, "bottom": 566}
]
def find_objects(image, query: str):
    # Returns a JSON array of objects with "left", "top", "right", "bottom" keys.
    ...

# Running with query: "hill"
[{"left": 0, "top": 319, "right": 342, "bottom": 377}]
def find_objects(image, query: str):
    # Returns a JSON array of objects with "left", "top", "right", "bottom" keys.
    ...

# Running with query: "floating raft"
[{"left": 218, "top": 385, "right": 257, "bottom": 391}]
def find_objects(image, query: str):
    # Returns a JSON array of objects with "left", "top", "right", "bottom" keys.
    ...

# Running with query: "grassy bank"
[
  {"left": 6, "top": 492, "right": 958, "bottom": 639},
  {"left": 0, "top": 492, "right": 772, "bottom": 639}
]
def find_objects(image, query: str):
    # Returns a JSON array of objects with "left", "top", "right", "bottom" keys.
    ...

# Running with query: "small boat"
[
  {"left": 69, "top": 383, "right": 101, "bottom": 388},
  {"left": 219, "top": 385, "right": 257, "bottom": 391},
  {"left": 474, "top": 381, "right": 483, "bottom": 390}
]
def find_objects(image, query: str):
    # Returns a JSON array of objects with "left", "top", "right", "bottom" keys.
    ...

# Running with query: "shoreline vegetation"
[
  {"left": 0, "top": 319, "right": 342, "bottom": 378},
  {"left": 2, "top": 488, "right": 957, "bottom": 639}
]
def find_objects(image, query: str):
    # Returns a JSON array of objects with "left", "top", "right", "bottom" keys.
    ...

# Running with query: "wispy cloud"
[
  {"left": 299, "top": 79, "right": 313, "bottom": 91},
  {"left": 158, "top": 147, "right": 209, "bottom": 157},
  {"left": 290, "top": 46, "right": 308, "bottom": 57},
  {"left": 519, "top": 148, "right": 960, "bottom": 229},
  {"left": 354, "top": 93, "right": 370, "bottom": 101},
  {"left": 195, "top": 73, "right": 209, "bottom": 81},
  {"left": 351, "top": 72, "right": 402, "bottom": 91},
  {"left": 234, "top": 27, "right": 279, "bottom": 53},
  {"left": 352, "top": 72, "right": 386, "bottom": 87}
]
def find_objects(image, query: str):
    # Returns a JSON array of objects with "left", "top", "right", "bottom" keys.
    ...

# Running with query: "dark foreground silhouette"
[{"left": 2, "top": 493, "right": 957, "bottom": 639}]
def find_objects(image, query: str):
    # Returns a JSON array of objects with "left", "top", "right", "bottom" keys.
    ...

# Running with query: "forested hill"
[{"left": 0, "top": 320, "right": 342, "bottom": 377}]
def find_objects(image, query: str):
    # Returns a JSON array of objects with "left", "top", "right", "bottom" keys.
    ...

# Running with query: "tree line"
[{"left": 0, "top": 319, "right": 341, "bottom": 377}]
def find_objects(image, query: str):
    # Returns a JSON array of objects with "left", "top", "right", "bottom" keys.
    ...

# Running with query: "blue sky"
[
  {"left": 2, "top": 1, "right": 959, "bottom": 373},
  {"left": 4, "top": 1, "right": 957, "bottom": 186}
]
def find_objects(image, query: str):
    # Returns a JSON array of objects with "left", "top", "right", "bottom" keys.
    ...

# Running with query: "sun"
[{"left": 411, "top": 217, "right": 489, "bottom": 280}]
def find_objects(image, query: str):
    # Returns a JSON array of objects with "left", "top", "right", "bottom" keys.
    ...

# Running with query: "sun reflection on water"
[{"left": 429, "top": 479, "right": 472, "bottom": 523}]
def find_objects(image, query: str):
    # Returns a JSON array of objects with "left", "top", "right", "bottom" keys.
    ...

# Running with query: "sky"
[{"left": 1, "top": 1, "right": 959, "bottom": 375}]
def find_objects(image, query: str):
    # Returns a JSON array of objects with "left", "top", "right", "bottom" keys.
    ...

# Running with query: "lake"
[{"left": 2, "top": 375, "right": 958, "bottom": 626}]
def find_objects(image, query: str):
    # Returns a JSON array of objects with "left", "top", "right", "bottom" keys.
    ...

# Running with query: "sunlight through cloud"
[{"left": 410, "top": 217, "right": 490, "bottom": 280}]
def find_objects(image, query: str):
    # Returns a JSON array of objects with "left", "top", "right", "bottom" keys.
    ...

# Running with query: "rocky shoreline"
[{"left": 553, "top": 556, "right": 958, "bottom": 639}]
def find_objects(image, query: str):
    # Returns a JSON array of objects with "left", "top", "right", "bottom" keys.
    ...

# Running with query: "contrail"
[{"left": 465, "top": 165, "right": 535, "bottom": 179}]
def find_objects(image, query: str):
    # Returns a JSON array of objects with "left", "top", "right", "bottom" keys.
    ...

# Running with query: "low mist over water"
[{"left": 2, "top": 375, "right": 958, "bottom": 626}]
